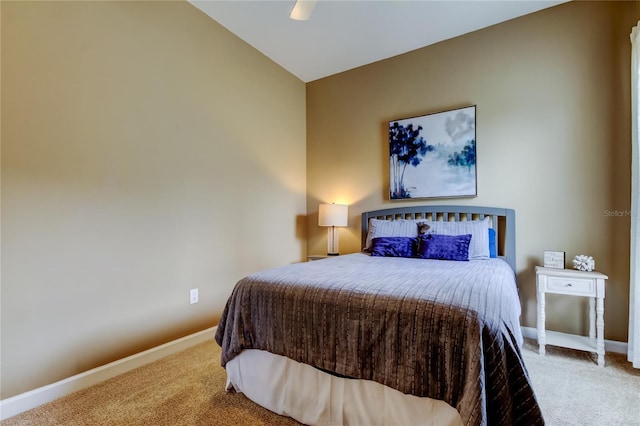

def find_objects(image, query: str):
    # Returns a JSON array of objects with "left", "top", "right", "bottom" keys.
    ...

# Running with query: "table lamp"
[{"left": 318, "top": 203, "right": 348, "bottom": 256}]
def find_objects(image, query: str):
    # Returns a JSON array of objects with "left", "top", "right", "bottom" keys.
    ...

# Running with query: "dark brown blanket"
[{"left": 215, "top": 254, "right": 544, "bottom": 426}]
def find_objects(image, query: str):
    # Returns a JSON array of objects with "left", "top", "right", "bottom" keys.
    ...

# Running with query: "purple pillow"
[
  {"left": 370, "top": 237, "right": 417, "bottom": 258},
  {"left": 417, "top": 233, "right": 472, "bottom": 261}
]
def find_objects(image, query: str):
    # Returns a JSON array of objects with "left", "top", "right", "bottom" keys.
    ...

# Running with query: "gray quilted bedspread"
[{"left": 215, "top": 254, "right": 544, "bottom": 426}]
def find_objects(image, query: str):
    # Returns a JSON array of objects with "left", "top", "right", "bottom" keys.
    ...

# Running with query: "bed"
[{"left": 214, "top": 205, "right": 543, "bottom": 426}]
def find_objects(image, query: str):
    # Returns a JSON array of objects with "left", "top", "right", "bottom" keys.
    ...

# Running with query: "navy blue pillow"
[
  {"left": 417, "top": 233, "right": 472, "bottom": 261},
  {"left": 370, "top": 237, "right": 417, "bottom": 258}
]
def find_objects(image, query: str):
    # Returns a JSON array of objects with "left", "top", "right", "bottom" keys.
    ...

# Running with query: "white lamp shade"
[{"left": 318, "top": 203, "right": 348, "bottom": 227}]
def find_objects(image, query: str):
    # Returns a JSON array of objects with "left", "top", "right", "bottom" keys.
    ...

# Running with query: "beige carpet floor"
[
  {"left": 2, "top": 338, "right": 639, "bottom": 426},
  {"left": 521, "top": 340, "right": 640, "bottom": 426}
]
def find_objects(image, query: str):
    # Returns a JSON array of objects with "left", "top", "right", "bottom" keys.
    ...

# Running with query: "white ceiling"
[{"left": 189, "top": 0, "right": 568, "bottom": 83}]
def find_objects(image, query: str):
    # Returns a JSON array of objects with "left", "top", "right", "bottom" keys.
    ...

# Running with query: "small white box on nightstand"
[{"left": 543, "top": 250, "right": 565, "bottom": 269}]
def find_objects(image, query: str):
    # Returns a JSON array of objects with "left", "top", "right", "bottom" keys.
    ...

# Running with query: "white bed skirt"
[{"left": 225, "top": 349, "right": 463, "bottom": 426}]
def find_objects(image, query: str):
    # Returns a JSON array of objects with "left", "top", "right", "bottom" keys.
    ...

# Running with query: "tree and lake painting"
[{"left": 389, "top": 105, "right": 477, "bottom": 200}]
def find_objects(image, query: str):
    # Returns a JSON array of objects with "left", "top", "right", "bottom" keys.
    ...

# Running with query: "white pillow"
[
  {"left": 364, "top": 219, "right": 419, "bottom": 250},
  {"left": 423, "top": 217, "right": 490, "bottom": 260}
]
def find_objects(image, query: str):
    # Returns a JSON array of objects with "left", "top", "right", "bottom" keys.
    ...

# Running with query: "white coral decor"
[{"left": 573, "top": 255, "right": 595, "bottom": 272}]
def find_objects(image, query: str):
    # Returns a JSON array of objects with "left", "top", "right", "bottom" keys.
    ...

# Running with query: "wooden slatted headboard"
[{"left": 361, "top": 205, "right": 516, "bottom": 272}]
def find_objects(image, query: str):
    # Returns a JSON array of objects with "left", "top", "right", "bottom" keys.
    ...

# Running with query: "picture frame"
[
  {"left": 543, "top": 250, "right": 566, "bottom": 269},
  {"left": 389, "top": 105, "right": 477, "bottom": 200}
]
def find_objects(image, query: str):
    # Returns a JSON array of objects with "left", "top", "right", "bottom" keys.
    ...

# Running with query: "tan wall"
[
  {"left": 1, "top": 1, "right": 306, "bottom": 398},
  {"left": 307, "top": 1, "right": 638, "bottom": 342}
]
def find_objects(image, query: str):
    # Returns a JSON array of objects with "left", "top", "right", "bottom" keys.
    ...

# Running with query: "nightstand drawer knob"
[{"left": 566, "top": 283, "right": 573, "bottom": 287}]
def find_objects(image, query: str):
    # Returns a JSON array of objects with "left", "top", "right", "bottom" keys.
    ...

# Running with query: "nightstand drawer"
[{"left": 547, "top": 276, "right": 594, "bottom": 296}]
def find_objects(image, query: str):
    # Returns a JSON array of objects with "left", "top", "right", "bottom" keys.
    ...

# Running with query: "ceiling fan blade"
[{"left": 290, "top": 0, "right": 317, "bottom": 21}]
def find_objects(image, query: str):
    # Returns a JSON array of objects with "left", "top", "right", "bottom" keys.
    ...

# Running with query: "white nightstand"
[{"left": 535, "top": 266, "right": 608, "bottom": 367}]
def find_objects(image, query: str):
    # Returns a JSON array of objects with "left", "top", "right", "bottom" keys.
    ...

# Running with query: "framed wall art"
[{"left": 389, "top": 105, "right": 477, "bottom": 200}]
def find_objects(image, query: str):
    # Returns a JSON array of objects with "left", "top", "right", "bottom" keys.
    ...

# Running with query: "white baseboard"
[
  {"left": 0, "top": 326, "right": 217, "bottom": 421},
  {"left": 520, "top": 326, "right": 628, "bottom": 354}
]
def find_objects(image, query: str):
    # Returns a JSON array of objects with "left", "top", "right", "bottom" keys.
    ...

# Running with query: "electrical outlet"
[{"left": 190, "top": 288, "right": 199, "bottom": 304}]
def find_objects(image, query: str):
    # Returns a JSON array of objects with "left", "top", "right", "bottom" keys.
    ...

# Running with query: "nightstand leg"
[
  {"left": 537, "top": 291, "right": 546, "bottom": 356},
  {"left": 589, "top": 297, "right": 596, "bottom": 340},
  {"left": 596, "top": 296, "right": 605, "bottom": 367}
]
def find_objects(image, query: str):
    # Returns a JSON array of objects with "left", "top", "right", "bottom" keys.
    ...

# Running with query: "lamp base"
[{"left": 326, "top": 226, "right": 341, "bottom": 258}]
